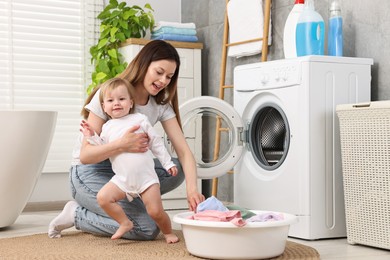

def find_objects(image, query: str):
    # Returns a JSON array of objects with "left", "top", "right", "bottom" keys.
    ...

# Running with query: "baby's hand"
[
  {"left": 80, "top": 119, "right": 94, "bottom": 138},
  {"left": 168, "top": 166, "right": 178, "bottom": 176}
]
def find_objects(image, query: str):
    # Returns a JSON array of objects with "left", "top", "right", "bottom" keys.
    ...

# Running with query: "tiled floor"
[{"left": 1, "top": 210, "right": 389, "bottom": 260}]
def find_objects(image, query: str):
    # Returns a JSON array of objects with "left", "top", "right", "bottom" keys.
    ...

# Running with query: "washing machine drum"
[
  {"left": 249, "top": 105, "right": 290, "bottom": 171},
  {"left": 177, "top": 96, "right": 290, "bottom": 179}
]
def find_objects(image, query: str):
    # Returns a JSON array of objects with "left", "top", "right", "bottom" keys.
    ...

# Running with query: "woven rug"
[{"left": 0, "top": 231, "right": 320, "bottom": 260}]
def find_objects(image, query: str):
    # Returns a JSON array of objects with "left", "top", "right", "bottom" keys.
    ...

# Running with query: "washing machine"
[{"left": 177, "top": 55, "right": 373, "bottom": 240}]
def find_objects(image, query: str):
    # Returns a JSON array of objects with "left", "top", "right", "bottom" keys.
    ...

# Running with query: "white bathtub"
[{"left": 0, "top": 111, "right": 57, "bottom": 228}]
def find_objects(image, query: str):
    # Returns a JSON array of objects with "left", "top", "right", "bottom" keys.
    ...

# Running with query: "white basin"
[{"left": 173, "top": 210, "right": 298, "bottom": 259}]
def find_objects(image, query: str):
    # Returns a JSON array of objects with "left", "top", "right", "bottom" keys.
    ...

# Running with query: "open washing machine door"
[{"left": 175, "top": 96, "right": 244, "bottom": 179}]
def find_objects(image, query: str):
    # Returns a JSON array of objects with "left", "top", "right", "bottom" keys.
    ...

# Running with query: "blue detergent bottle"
[
  {"left": 328, "top": 0, "right": 343, "bottom": 56},
  {"left": 296, "top": 0, "right": 325, "bottom": 56}
]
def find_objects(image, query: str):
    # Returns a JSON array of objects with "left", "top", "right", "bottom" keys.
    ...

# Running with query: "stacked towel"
[
  {"left": 227, "top": 0, "right": 272, "bottom": 58},
  {"left": 151, "top": 21, "right": 198, "bottom": 42}
]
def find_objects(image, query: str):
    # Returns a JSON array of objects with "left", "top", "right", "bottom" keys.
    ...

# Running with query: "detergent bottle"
[
  {"left": 283, "top": 0, "right": 305, "bottom": 58},
  {"left": 296, "top": 0, "right": 325, "bottom": 56},
  {"left": 327, "top": 0, "right": 343, "bottom": 56}
]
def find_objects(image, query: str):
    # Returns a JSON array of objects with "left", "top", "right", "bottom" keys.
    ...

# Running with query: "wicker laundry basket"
[{"left": 336, "top": 101, "right": 390, "bottom": 250}]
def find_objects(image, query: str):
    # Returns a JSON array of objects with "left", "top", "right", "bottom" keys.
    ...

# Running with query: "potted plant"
[{"left": 88, "top": 0, "right": 154, "bottom": 94}]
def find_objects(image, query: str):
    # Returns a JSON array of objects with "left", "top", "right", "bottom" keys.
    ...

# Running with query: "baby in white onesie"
[{"left": 81, "top": 78, "right": 179, "bottom": 243}]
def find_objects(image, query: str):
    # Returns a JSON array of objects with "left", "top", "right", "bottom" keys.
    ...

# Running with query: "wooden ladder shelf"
[{"left": 212, "top": 0, "right": 272, "bottom": 196}]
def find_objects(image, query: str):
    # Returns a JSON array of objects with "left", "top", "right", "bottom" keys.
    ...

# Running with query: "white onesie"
[{"left": 89, "top": 113, "right": 175, "bottom": 201}]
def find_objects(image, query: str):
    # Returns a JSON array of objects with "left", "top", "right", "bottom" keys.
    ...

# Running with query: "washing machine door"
[{"left": 177, "top": 96, "right": 244, "bottom": 179}]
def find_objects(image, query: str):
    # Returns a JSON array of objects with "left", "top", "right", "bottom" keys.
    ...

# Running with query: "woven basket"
[{"left": 336, "top": 101, "right": 390, "bottom": 250}]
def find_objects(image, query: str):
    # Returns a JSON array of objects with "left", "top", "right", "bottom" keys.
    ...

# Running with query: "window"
[{"left": 0, "top": 0, "right": 103, "bottom": 172}]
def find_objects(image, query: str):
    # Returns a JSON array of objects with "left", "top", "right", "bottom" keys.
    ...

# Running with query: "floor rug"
[{"left": 0, "top": 231, "right": 320, "bottom": 259}]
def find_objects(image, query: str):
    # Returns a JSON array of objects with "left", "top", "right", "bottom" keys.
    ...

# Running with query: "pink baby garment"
[{"left": 189, "top": 210, "right": 246, "bottom": 227}]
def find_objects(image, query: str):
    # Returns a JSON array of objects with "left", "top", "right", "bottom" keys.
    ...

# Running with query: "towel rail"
[
  {"left": 226, "top": 37, "right": 263, "bottom": 47},
  {"left": 212, "top": 0, "right": 272, "bottom": 197}
]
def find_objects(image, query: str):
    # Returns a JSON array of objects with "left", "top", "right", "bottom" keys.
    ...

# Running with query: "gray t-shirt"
[{"left": 71, "top": 88, "right": 176, "bottom": 165}]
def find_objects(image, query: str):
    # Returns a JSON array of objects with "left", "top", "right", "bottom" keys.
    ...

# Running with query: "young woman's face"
[
  {"left": 143, "top": 59, "right": 177, "bottom": 96},
  {"left": 102, "top": 84, "right": 133, "bottom": 119}
]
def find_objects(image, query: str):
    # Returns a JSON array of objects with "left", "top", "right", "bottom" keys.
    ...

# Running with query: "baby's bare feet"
[
  {"left": 111, "top": 221, "right": 133, "bottom": 240},
  {"left": 164, "top": 233, "right": 179, "bottom": 244}
]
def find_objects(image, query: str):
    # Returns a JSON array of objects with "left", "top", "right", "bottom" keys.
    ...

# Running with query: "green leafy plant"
[{"left": 88, "top": 0, "right": 154, "bottom": 94}]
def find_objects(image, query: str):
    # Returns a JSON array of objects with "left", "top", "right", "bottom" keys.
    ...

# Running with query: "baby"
[{"left": 81, "top": 77, "right": 179, "bottom": 243}]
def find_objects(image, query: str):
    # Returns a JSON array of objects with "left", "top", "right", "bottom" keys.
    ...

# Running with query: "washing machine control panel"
[{"left": 234, "top": 60, "right": 302, "bottom": 92}]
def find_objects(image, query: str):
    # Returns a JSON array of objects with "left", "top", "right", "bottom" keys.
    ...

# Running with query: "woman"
[{"left": 48, "top": 40, "right": 205, "bottom": 240}]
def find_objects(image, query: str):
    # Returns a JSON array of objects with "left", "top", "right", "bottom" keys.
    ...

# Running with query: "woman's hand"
[
  {"left": 187, "top": 190, "right": 205, "bottom": 212},
  {"left": 119, "top": 125, "right": 149, "bottom": 153},
  {"left": 80, "top": 113, "right": 150, "bottom": 164}
]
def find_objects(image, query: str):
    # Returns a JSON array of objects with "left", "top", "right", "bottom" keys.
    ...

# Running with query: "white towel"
[
  {"left": 153, "top": 21, "right": 196, "bottom": 31},
  {"left": 227, "top": 0, "right": 272, "bottom": 58}
]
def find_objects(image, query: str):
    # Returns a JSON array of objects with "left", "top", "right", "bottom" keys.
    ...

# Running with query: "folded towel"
[
  {"left": 153, "top": 21, "right": 196, "bottom": 31},
  {"left": 151, "top": 34, "right": 198, "bottom": 42},
  {"left": 152, "top": 27, "right": 197, "bottom": 36},
  {"left": 227, "top": 0, "right": 272, "bottom": 58}
]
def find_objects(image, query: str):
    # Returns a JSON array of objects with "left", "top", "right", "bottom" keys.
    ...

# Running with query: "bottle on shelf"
[
  {"left": 327, "top": 0, "right": 343, "bottom": 56},
  {"left": 283, "top": 0, "right": 305, "bottom": 58},
  {"left": 296, "top": 0, "right": 325, "bottom": 56}
]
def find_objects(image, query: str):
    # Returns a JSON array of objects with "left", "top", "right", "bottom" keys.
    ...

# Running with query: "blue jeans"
[{"left": 70, "top": 158, "right": 184, "bottom": 240}]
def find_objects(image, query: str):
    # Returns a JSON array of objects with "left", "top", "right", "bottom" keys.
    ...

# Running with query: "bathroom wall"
[{"left": 182, "top": 0, "right": 390, "bottom": 201}]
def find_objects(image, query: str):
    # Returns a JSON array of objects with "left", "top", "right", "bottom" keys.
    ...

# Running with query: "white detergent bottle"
[
  {"left": 296, "top": 0, "right": 325, "bottom": 56},
  {"left": 283, "top": 0, "right": 305, "bottom": 58}
]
